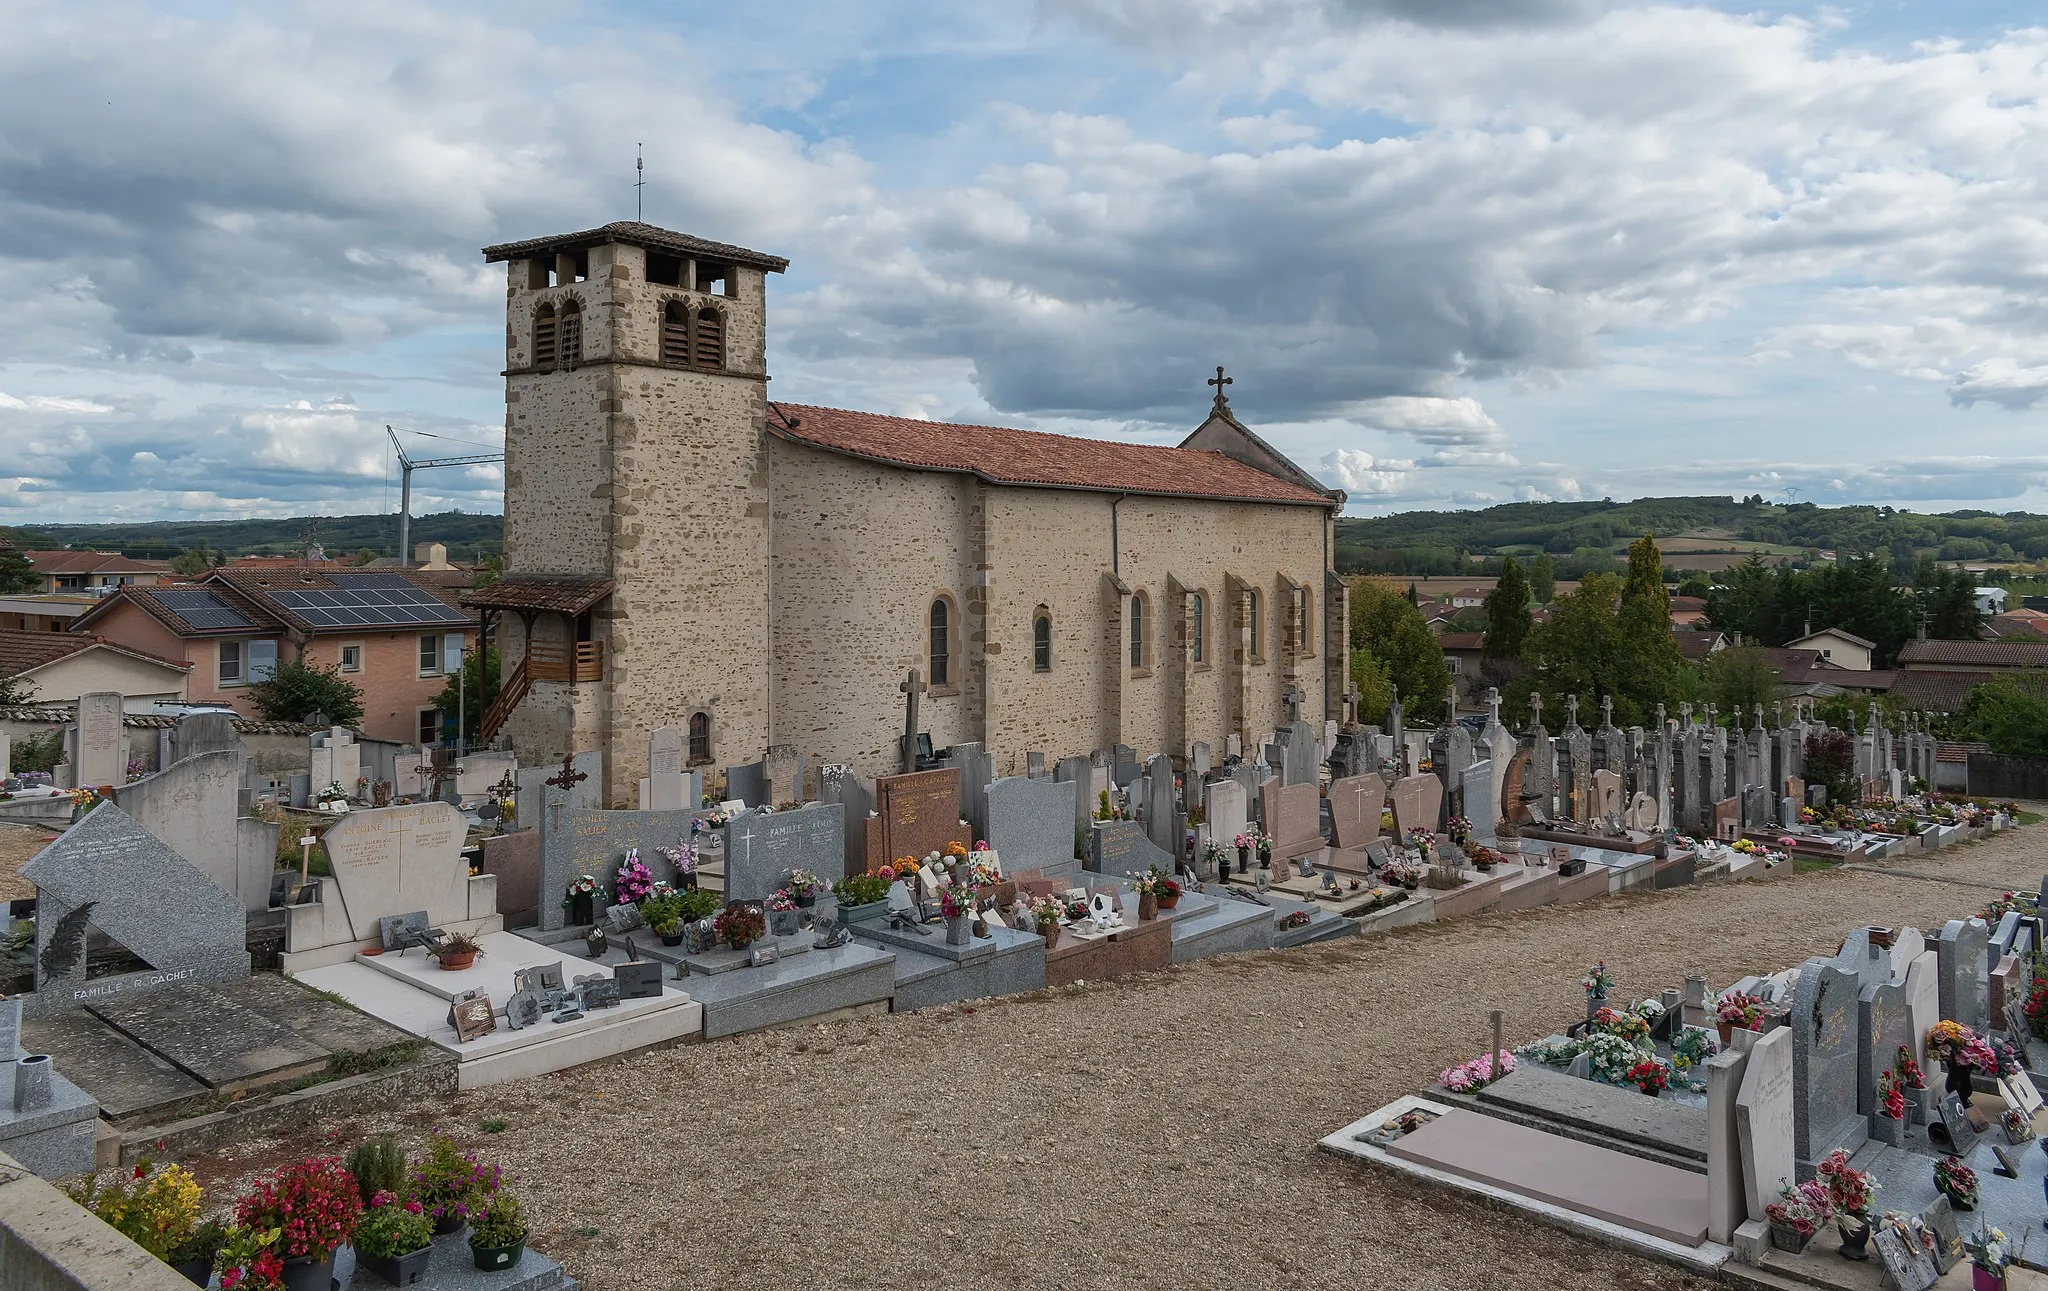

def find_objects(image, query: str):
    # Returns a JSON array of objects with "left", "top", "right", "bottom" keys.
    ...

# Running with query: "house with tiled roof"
[
  {"left": 1891, "top": 637, "right": 2048, "bottom": 713},
  {"left": 20, "top": 550, "right": 171, "bottom": 594},
  {"left": 73, "top": 567, "right": 473, "bottom": 743},
  {"left": 476, "top": 221, "right": 1348, "bottom": 798},
  {"left": 0, "top": 630, "right": 191, "bottom": 706}
]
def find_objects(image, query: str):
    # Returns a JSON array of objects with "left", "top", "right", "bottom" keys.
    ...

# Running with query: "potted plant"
[
  {"left": 1669, "top": 1026, "right": 1718, "bottom": 1072},
  {"left": 1257, "top": 829, "right": 1273, "bottom": 868},
  {"left": 764, "top": 888, "right": 800, "bottom": 937},
  {"left": 1132, "top": 867, "right": 1173, "bottom": 921},
  {"left": 1156, "top": 874, "right": 1181, "bottom": 911},
  {"left": 1764, "top": 1180, "right": 1833, "bottom": 1253},
  {"left": 563, "top": 874, "right": 604, "bottom": 926},
  {"left": 468, "top": 1191, "right": 527, "bottom": 1272},
  {"left": 1030, "top": 895, "right": 1063, "bottom": 949},
  {"left": 714, "top": 902, "right": 766, "bottom": 951},
  {"left": 408, "top": 1132, "right": 497, "bottom": 1235},
  {"left": 1404, "top": 826, "right": 1434, "bottom": 863},
  {"left": 1715, "top": 991, "right": 1763, "bottom": 1045},
  {"left": 354, "top": 1192, "right": 434, "bottom": 1286},
  {"left": 233, "top": 1157, "right": 362, "bottom": 1291},
  {"left": 1964, "top": 1224, "right": 2014, "bottom": 1291},
  {"left": 1816, "top": 1149, "right": 1876, "bottom": 1259},
  {"left": 71, "top": 1160, "right": 204, "bottom": 1274},
  {"left": 1582, "top": 959, "right": 1614, "bottom": 1019},
  {"left": 169, "top": 1218, "right": 228, "bottom": 1286},
  {"left": 214, "top": 1222, "right": 286, "bottom": 1291},
  {"left": 1935, "top": 1155, "right": 1980, "bottom": 1211},
  {"left": 785, "top": 869, "right": 826, "bottom": 909},
  {"left": 612, "top": 849, "right": 656, "bottom": 905},
  {"left": 1624, "top": 1057, "right": 1669, "bottom": 1097},
  {"left": 427, "top": 932, "right": 485, "bottom": 972},
  {"left": 940, "top": 883, "right": 977, "bottom": 945},
  {"left": 831, "top": 872, "right": 891, "bottom": 923},
  {"left": 640, "top": 892, "right": 688, "bottom": 945},
  {"left": 655, "top": 840, "right": 699, "bottom": 891}
]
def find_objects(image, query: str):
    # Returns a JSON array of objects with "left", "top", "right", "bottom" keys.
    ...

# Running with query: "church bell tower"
[{"left": 483, "top": 223, "right": 790, "bottom": 804}]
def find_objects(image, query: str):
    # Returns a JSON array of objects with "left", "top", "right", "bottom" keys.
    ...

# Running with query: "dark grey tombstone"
[
  {"left": 1930, "top": 1092, "right": 1982, "bottom": 1156},
  {"left": 1141, "top": 754, "right": 1179, "bottom": 859},
  {"left": 1873, "top": 1226, "right": 1939, "bottom": 1291},
  {"left": 723, "top": 759, "right": 768, "bottom": 808},
  {"left": 1856, "top": 976, "right": 1912, "bottom": 1118},
  {"left": 170, "top": 712, "right": 241, "bottom": 763},
  {"left": 1922, "top": 1197, "right": 1961, "bottom": 1274},
  {"left": 1790, "top": 957, "right": 1865, "bottom": 1170},
  {"left": 289, "top": 773, "right": 311, "bottom": 809},
  {"left": 1937, "top": 918, "right": 1991, "bottom": 1031},
  {"left": 1111, "top": 745, "right": 1141, "bottom": 787},
  {"left": 505, "top": 989, "right": 542, "bottom": 1029},
  {"left": 1053, "top": 755, "right": 1095, "bottom": 840},
  {"left": 1088, "top": 820, "right": 1174, "bottom": 880},
  {"left": 986, "top": 776, "right": 1078, "bottom": 873},
  {"left": 1743, "top": 785, "right": 1772, "bottom": 831},
  {"left": 378, "top": 911, "right": 433, "bottom": 952},
  {"left": 723, "top": 803, "right": 846, "bottom": 902},
  {"left": 537, "top": 804, "right": 705, "bottom": 932}
]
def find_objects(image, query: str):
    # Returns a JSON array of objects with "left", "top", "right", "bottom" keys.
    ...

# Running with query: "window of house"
[
  {"left": 1130, "top": 593, "right": 1146, "bottom": 669},
  {"left": 247, "top": 639, "right": 278, "bottom": 683},
  {"left": 418, "top": 708, "right": 441, "bottom": 746},
  {"left": 661, "top": 300, "right": 690, "bottom": 364},
  {"left": 338, "top": 643, "right": 362, "bottom": 673},
  {"left": 688, "top": 711, "right": 711, "bottom": 763},
  {"left": 218, "top": 640, "right": 243, "bottom": 686},
  {"left": 929, "top": 599, "right": 951, "bottom": 687},
  {"left": 558, "top": 300, "right": 583, "bottom": 365},
  {"left": 419, "top": 634, "right": 443, "bottom": 677},
  {"left": 1191, "top": 593, "right": 1205, "bottom": 664},
  {"left": 533, "top": 304, "right": 557, "bottom": 368},
  {"left": 693, "top": 307, "right": 723, "bottom": 369},
  {"left": 1033, "top": 611, "right": 1052, "bottom": 672},
  {"left": 444, "top": 635, "right": 465, "bottom": 675}
]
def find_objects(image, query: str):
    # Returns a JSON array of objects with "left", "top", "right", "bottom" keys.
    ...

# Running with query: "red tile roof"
[
  {"left": 462, "top": 575, "right": 613, "bottom": 616},
  {"left": 1891, "top": 670, "right": 2000, "bottom": 712},
  {"left": 766, "top": 403, "right": 1337, "bottom": 507},
  {"left": 1898, "top": 639, "right": 2048, "bottom": 669},
  {"left": 1437, "top": 632, "right": 1486, "bottom": 651},
  {"left": 23, "top": 550, "right": 168, "bottom": 576},
  {"left": 0, "top": 630, "right": 190, "bottom": 676}
]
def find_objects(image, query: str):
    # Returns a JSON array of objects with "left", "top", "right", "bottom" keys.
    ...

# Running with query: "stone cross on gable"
[
  {"left": 1599, "top": 694, "right": 1613, "bottom": 730},
  {"left": 1207, "top": 365, "right": 1233, "bottom": 410},
  {"left": 1283, "top": 682, "right": 1305, "bottom": 723},
  {"left": 1655, "top": 701, "right": 1666, "bottom": 727},
  {"left": 899, "top": 668, "right": 926, "bottom": 773},
  {"left": 1679, "top": 701, "right": 1693, "bottom": 725}
]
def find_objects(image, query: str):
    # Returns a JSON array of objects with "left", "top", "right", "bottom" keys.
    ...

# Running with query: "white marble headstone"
[{"left": 1733, "top": 1026, "right": 1794, "bottom": 1221}]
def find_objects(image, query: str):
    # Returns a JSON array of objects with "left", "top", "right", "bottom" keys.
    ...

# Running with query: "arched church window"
[
  {"left": 1033, "top": 610, "right": 1052, "bottom": 672},
  {"left": 661, "top": 301, "right": 690, "bottom": 364},
  {"left": 558, "top": 299, "right": 583, "bottom": 365},
  {"left": 1191, "top": 593, "right": 1205, "bottom": 664},
  {"left": 1248, "top": 587, "right": 1262, "bottom": 659},
  {"left": 929, "top": 598, "right": 951, "bottom": 687},
  {"left": 688, "top": 711, "right": 711, "bottom": 763},
  {"left": 693, "top": 307, "right": 724, "bottom": 370},
  {"left": 1130, "top": 593, "right": 1146, "bottom": 669},
  {"left": 533, "top": 303, "right": 558, "bottom": 368}
]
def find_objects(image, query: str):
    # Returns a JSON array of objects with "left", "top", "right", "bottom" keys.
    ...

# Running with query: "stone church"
[{"left": 468, "top": 222, "right": 1348, "bottom": 805}]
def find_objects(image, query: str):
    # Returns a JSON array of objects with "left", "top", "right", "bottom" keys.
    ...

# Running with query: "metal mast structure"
[{"left": 387, "top": 426, "right": 503, "bottom": 562}]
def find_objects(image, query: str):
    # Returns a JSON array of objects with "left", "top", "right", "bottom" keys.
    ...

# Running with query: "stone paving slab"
[
  {"left": 19, "top": 1012, "right": 206, "bottom": 1121},
  {"left": 210, "top": 973, "right": 416, "bottom": 1058},
  {"left": 1476, "top": 1065, "right": 1709, "bottom": 1162},
  {"left": 89, "top": 983, "right": 329, "bottom": 1093}
]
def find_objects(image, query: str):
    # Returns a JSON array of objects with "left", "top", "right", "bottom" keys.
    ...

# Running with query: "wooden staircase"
[{"left": 477, "top": 642, "right": 602, "bottom": 743}]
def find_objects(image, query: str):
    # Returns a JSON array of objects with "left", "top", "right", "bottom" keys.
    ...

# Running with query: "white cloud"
[
  {"left": 1949, "top": 359, "right": 2048, "bottom": 411},
  {"left": 1217, "top": 112, "right": 1317, "bottom": 149},
  {"left": 0, "top": 392, "right": 113, "bottom": 414},
  {"left": 1320, "top": 447, "right": 1415, "bottom": 495}
]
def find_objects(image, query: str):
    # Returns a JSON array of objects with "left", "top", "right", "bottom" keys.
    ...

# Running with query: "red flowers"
[{"left": 233, "top": 1157, "right": 361, "bottom": 1259}]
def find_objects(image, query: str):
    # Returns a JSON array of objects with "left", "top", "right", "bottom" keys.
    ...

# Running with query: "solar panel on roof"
[
  {"left": 151, "top": 588, "right": 255, "bottom": 631},
  {"left": 261, "top": 581, "right": 465, "bottom": 628}
]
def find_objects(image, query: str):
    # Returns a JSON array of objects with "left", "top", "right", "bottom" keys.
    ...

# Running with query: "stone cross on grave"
[
  {"left": 1705, "top": 703, "right": 1717, "bottom": 729},
  {"left": 1655, "top": 701, "right": 1667, "bottom": 728},
  {"left": 1773, "top": 700, "right": 1784, "bottom": 728},
  {"left": 1343, "top": 687, "right": 1361, "bottom": 725},
  {"left": 1753, "top": 703, "right": 1766, "bottom": 731},
  {"left": 1564, "top": 694, "right": 1579, "bottom": 731},
  {"left": 1284, "top": 682, "right": 1305, "bottom": 723},
  {"left": 1528, "top": 692, "right": 1542, "bottom": 730},
  {"left": 415, "top": 745, "right": 462, "bottom": 802},
  {"left": 1486, "top": 686, "right": 1502, "bottom": 727},
  {"left": 1599, "top": 694, "right": 1614, "bottom": 731},
  {"left": 1678, "top": 701, "right": 1692, "bottom": 727},
  {"left": 899, "top": 668, "right": 926, "bottom": 774},
  {"left": 1207, "top": 365, "right": 1233, "bottom": 410},
  {"left": 545, "top": 751, "right": 587, "bottom": 793}
]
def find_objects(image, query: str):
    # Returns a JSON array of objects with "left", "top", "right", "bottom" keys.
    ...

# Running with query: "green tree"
[
  {"left": 1349, "top": 580, "right": 1450, "bottom": 714},
  {"left": 1700, "top": 646, "right": 1778, "bottom": 718},
  {"left": 1676, "top": 575, "right": 1711, "bottom": 600},
  {"left": 473, "top": 553, "right": 504, "bottom": 590},
  {"left": 247, "top": 658, "right": 364, "bottom": 726},
  {"left": 10, "top": 726, "right": 63, "bottom": 774},
  {"left": 1922, "top": 567, "right": 1986, "bottom": 640},
  {"left": 0, "top": 547, "right": 35, "bottom": 594},
  {"left": 1347, "top": 646, "right": 1395, "bottom": 724},
  {"left": 1482, "top": 555, "right": 1532, "bottom": 661},
  {"left": 0, "top": 668, "right": 30, "bottom": 707},
  {"left": 1953, "top": 672, "right": 2048, "bottom": 757},
  {"left": 1528, "top": 551, "right": 1555, "bottom": 604},
  {"left": 434, "top": 645, "right": 501, "bottom": 743},
  {"left": 168, "top": 546, "right": 214, "bottom": 576}
]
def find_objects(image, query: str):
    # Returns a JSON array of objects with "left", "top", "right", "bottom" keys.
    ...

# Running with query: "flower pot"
[
  {"left": 361, "top": 1245, "right": 434, "bottom": 1286},
  {"left": 471, "top": 1234, "right": 527, "bottom": 1272},
  {"left": 838, "top": 899, "right": 888, "bottom": 924},
  {"left": 13, "top": 1054, "right": 51, "bottom": 1112},
  {"left": 1837, "top": 1216, "right": 1871, "bottom": 1261},
  {"left": 659, "top": 932, "right": 685, "bottom": 947},
  {"left": 769, "top": 910, "right": 800, "bottom": 937},
  {"left": 1974, "top": 1267, "right": 2006, "bottom": 1291},
  {"left": 1236, "top": 846, "right": 1249, "bottom": 873},
  {"left": 1158, "top": 891, "right": 1179, "bottom": 911},
  {"left": 1769, "top": 1221, "right": 1815, "bottom": 1254},
  {"left": 1717, "top": 1021, "right": 1734, "bottom": 1045},
  {"left": 1040, "top": 923, "right": 1060, "bottom": 949},
  {"left": 945, "top": 915, "right": 970, "bottom": 946},
  {"left": 1138, "top": 892, "right": 1158, "bottom": 921},
  {"left": 569, "top": 893, "right": 595, "bottom": 925},
  {"left": 795, "top": 893, "right": 816, "bottom": 909},
  {"left": 437, "top": 951, "right": 477, "bottom": 972},
  {"left": 280, "top": 1251, "right": 336, "bottom": 1291},
  {"left": 172, "top": 1257, "right": 212, "bottom": 1286},
  {"left": 1586, "top": 992, "right": 1607, "bottom": 1026},
  {"left": 433, "top": 1212, "right": 468, "bottom": 1236}
]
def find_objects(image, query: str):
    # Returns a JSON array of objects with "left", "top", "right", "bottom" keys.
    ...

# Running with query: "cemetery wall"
[
  {"left": 0, "top": 1147, "right": 201, "bottom": 1291},
  {"left": 1965, "top": 752, "right": 2048, "bottom": 800},
  {"left": 8, "top": 649, "right": 187, "bottom": 707}
]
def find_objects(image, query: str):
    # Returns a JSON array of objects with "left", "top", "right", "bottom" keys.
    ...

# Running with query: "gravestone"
[
  {"left": 1791, "top": 957, "right": 1865, "bottom": 1169},
  {"left": 170, "top": 712, "right": 240, "bottom": 762},
  {"left": 1327, "top": 775, "right": 1384, "bottom": 849},
  {"left": 1742, "top": 785, "right": 1772, "bottom": 831},
  {"left": 537, "top": 803, "right": 701, "bottom": 931},
  {"left": 1205, "top": 778, "right": 1249, "bottom": 853},
  {"left": 516, "top": 750, "right": 601, "bottom": 834},
  {"left": 1705, "top": 1045, "right": 1751, "bottom": 1244},
  {"left": 723, "top": 803, "right": 846, "bottom": 902},
  {"left": 20, "top": 802, "right": 250, "bottom": 1018},
  {"left": 761, "top": 745, "right": 805, "bottom": 808},
  {"left": 1589, "top": 768, "right": 1622, "bottom": 822},
  {"left": 1857, "top": 975, "right": 1912, "bottom": 1119},
  {"left": 1711, "top": 797, "right": 1740, "bottom": 842},
  {"left": 871, "top": 768, "right": 966, "bottom": 869},
  {"left": 1733, "top": 1025, "right": 1794, "bottom": 1220},
  {"left": 818, "top": 764, "right": 874, "bottom": 879},
  {"left": 1089, "top": 820, "right": 1174, "bottom": 880},
  {"left": 645, "top": 727, "right": 686, "bottom": 811},
  {"left": 1111, "top": 745, "right": 1141, "bottom": 788},
  {"left": 308, "top": 727, "right": 361, "bottom": 799},
  {"left": 1282, "top": 720, "right": 1319, "bottom": 787},
  {"left": 1624, "top": 791, "right": 1657, "bottom": 832},
  {"left": 1930, "top": 1092, "right": 1982, "bottom": 1156},
  {"left": 306, "top": 801, "right": 470, "bottom": 942},
  {"left": 941, "top": 743, "right": 994, "bottom": 840},
  {"left": 985, "top": 776, "right": 1078, "bottom": 873},
  {"left": 723, "top": 759, "right": 767, "bottom": 808},
  {"left": 1388, "top": 774, "right": 1444, "bottom": 842},
  {"left": 1936, "top": 918, "right": 1990, "bottom": 1031},
  {"left": 1459, "top": 759, "right": 1496, "bottom": 835},
  {"left": 112, "top": 749, "right": 271, "bottom": 913},
  {"left": 72, "top": 691, "right": 124, "bottom": 790},
  {"left": 1904, "top": 949, "right": 1940, "bottom": 1070},
  {"left": 1229, "top": 763, "right": 1265, "bottom": 822},
  {"left": 1026, "top": 752, "right": 1047, "bottom": 779},
  {"left": 1141, "top": 755, "right": 1179, "bottom": 860},
  {"left": 1053, "top": 755, "right": 1096, "bottom": 839},
  {"left": 1260, "top": 779, "right": 1323, "bottom": 863}
]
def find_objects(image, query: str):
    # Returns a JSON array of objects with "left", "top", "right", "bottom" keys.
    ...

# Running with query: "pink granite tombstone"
[
  {"left": 1260, "top": 779, "right": 1323, "bottom": 863},
  {"left": 1327, "top": 775, "right": 1386, "bottom": 850},
  {"left": 1389, "top": 774, "right": 1444, "bottom": 840}
]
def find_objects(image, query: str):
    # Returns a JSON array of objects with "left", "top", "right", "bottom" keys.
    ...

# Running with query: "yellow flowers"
[{"left": 72, "top": 1161, "right": 203, "bottom": 1261}]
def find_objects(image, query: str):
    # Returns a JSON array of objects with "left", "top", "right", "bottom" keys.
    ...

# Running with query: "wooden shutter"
[
  {"left": 693, "top": 308, "right": 723, "bottom": 369},
  {"left": 532, "top": 306, "right": 557, "bottom": 368},
  {"left": 661, "top": 302, "right": 690, "bottom": 364}
]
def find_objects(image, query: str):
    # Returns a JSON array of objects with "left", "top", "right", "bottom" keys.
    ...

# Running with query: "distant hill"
[
  {"left": 1334, "top": 496, "right": 2048, "bottom": 579},
  {"left": 2, "top": 511, "right": 502, "bottom": 562}
]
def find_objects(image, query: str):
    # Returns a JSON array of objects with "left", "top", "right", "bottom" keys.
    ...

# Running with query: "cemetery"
[{"left": 0, "top": 685, "right": 2036, "bottom": 1291}]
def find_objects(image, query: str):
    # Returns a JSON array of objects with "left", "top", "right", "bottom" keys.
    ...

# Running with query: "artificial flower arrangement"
[
  {"left": 1934, "top": 1155, "right": 1980, "bottom": 1209},
  {"left": 1062, "top": 894, "right": 1092, "bottom": 923},
  {"left": 2002, "top": 1105, "right": 2036, "bottom": 1143},
  {"left": 1582, "top": 960, "right": 1615, "bottom": 997},
  {"left": 833, "top": 872, "right": 891, "bottom": 907},
  {"left": 713, "top": 902, "right": 766, "bottom": 948},
  {"left": 654, "top": 839, "right": 698, "bottom": 879},
  {"left": 1878, "top": 1070, "right": 1906, "bottom": 1121},
  {"left": 1817, "top": 1148, "right": 1876, "bottom": 1218},
  {"left": 1926, "top": 1020, "right": 1976, "bottom": 1066},
  {"left": 965, "top": 848, "right": 1003, "bottom": 887},
  {"left": 2027, "top": 975, "right": 2048, "bottom": 1042},
  {"left": 1444, "top": 815, "right": 1474, "bottom": 846},
  {"left": 1765, "top": 1180, "right": 1834, "bottom": 1238},
  {"left": 1132, "top": 867, "right": 1177, "bottom": 899},
  {"left": 1590, "top": 1005, "right": 1651, "bottom": 1046},
  {"left": 612, "top": 849, "right": 656, "bottom": 904},
  {"left": 1987, "top": 1036, "right": 2023, "bottom": 1078},
  {"left": 944, "top": 839, "right": 970, "bottom": 860},
  {"left": 1632, "top": 997, "right": 1666, "bottom": 1023},
  {"left": 1963, "top": 1225, "right": 2016, "bottom": 1276},
  {"left": 785, "top": 869, "right": 827, "bottom": 903},
  {"left": 1582, "top": 1031, "right": 1651, "bottom": 1085},
  {"left": 409, "top": 1131, "right": 498, "bottom": 1229},
  {"left": 70, "top": 1160, "right": 203, "bottom": 1262},
  {"left": 1438, "top": 1049, "right": 1517, "bottom": 1093},
  {"left": 1715, "top": 991, "right": 1764, "bottom": 1031},
  {"left": 234, "top": 1157, "right": 362, "bottom": 1264},
  {"left": 1625, "top": 1057, "right": 1670, "bottom": 1096},
  {"left": 1404, "top": 826, "right": 1436, "bottom": 855},
  {"left": 763, "top": 889, "right": 797, "bottom": 913},
  {"left": 939, "top": 884, "right": 980, "bottom": 920},
  {"left": 1670, "top": 1026, "right": 1719, "bottom": 1071},
  {"left": 1517, "top": 1036, "right": 1585, "bottom": 1069},
  {"left": 563, "top": 874, "right": 605, "bottom": 902},
  {"left": 1028, "top": 895, "right": 1065, "bottom": 930},
  {"left": 1894, "top": 1046, "right": 1927, "bottom": 1090},
  {"left": 1380, "top": 856, "right": 1423, "bottom": 889}
]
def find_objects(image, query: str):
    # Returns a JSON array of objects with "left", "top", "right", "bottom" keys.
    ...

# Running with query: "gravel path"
[{"left": 201, "top": 825, "right": 2048, "bottom": 1291}]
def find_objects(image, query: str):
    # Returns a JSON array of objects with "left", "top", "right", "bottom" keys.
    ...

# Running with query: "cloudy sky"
[{"left": 3, "top": 0, "right": 2047, "bottom": 528}]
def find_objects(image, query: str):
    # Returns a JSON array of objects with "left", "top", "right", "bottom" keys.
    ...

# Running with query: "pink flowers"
[
  {"left": 1438, "top": 1050, "right": 1517, "bottom": 1093},
  {"left": 233, "top": 1157, "right": 361, "bottom": 1259}
]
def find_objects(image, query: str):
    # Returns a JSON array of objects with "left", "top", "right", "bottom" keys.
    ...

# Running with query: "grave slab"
[
  {"left": 682, "top": 942, "right": 896, "bottom": 1039},
  {"left": 88, "top": 983, "right": 330, "bottom": 1093},
  {"left": 17, "top": 1012, "right": 205, "bottom": 1122},
  {"left": 1166, "top": 893, "right": 1276, "bottom": 963},
  {"left": 1477, "top": 1066, "right": 1709, "bottom": 1162}
]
